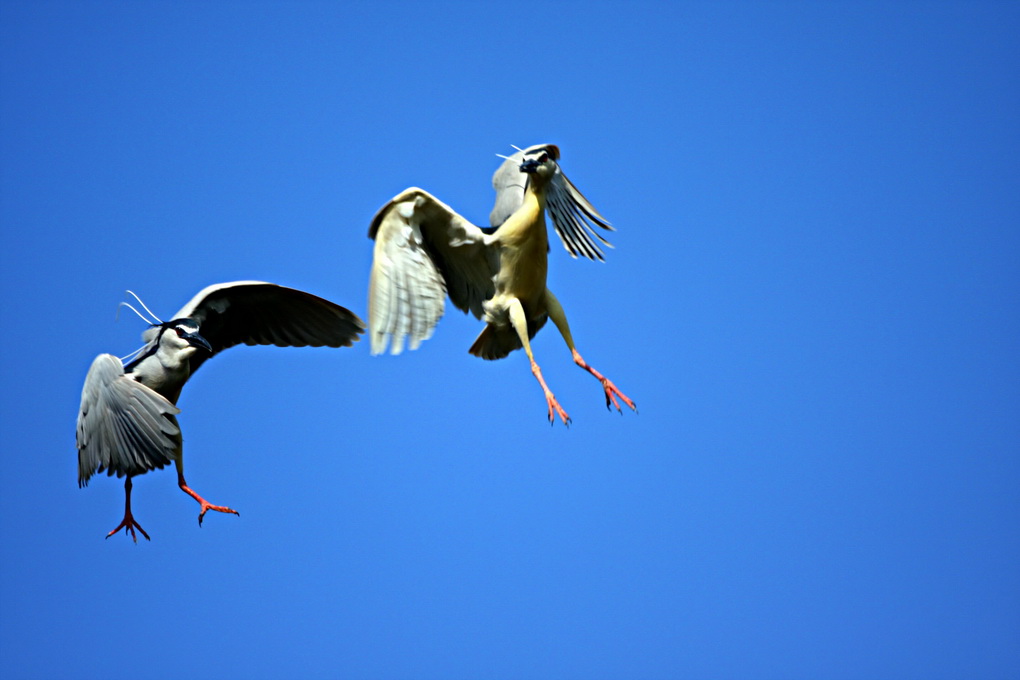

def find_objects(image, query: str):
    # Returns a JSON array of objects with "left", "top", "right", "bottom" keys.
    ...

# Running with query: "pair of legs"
[
  {"left": 107, "top": 461, "right": 239, "bottom": 542},
  {"left": 507, "top": 289, "right": 637, "bottom": 425}
]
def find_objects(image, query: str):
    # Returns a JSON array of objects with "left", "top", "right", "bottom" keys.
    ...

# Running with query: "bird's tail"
[{"left": 468, "top": 316, "right": 548, "bottom": 360}]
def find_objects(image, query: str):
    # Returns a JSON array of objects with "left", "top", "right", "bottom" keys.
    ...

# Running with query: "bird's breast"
[
  {"left": 492, "top": 192, "right": 549, "bottom": 304},
  {"left": 130, "top": 354, "right": 189, "bottom": 403}
]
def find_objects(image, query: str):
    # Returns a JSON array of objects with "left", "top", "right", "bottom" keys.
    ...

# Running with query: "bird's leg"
[
  {"left": 509, "top": 297, "right": 571, "bottom": 425},
  {"left": 545, "top": 289, "right": 637, "bottom": 414},
  {"left": 106, "top": 476, "right": 150, "bottom": 542},
  {"left": 175, "top": 460, "right": 239, "bottom": 527},
  {"left": 569, "top": 349, "right": 637, "bottom": 413}
]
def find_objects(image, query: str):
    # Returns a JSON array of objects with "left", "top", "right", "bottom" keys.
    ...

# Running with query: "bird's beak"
[
  {"left": 183, "top": 331, "right": 213, "bottom": 353},
  {"left": 519, "top": 159, "right": 541, "bottom": 174}
]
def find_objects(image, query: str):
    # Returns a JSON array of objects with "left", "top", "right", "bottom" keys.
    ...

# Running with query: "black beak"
[
  {"left": 184, "top": 331, "right": 213, "bottom": 353},
  {"left": 519, "top": 159, "right": 541, "bottom": 174}
]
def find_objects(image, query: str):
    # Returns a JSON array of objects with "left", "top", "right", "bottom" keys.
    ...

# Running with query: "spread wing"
[
  {"left": 490, "top": 143, "right": 615, "bottom": 261},
  {"left": 368, "top": 187, "right": 497, "bottom": 355},
  {"left": 77, "top": 353, "right": 181, "bottom": 485},
  {"left": 148, "top": 281, "right": 365, "bottom": 374}
]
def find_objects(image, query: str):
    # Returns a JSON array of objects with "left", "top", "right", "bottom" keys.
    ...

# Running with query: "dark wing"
[
  {"left": 491, "top": 143, "right": 615, "bottom": 261},
  {"left": 368, "top": 187, "right": 497, "bottom": 355},
  {"left": 77, "top": 354, "right": 180, "bottom": 486},
  {"left": 166, "top": 281, "right": 365, "bottom": 374}
]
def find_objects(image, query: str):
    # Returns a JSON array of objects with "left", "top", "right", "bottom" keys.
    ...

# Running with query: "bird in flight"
[
  {"left": 368, "top": 144, "right": 636, "bottom": 425},
  {"left": 77, "top": 281, "right": 364, "bottom": 541}
]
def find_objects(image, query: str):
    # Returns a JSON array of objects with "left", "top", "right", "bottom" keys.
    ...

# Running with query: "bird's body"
[
  {"left": 471, "top": 185, "right": 551, "bottom": 359},
  {"left": 491, "top": 188, "right": 548, "bottom": 304},
  {"left": 368, "top": 144, "right": 636, "bottom": 423},
  {"left": 125, "top": 333, "right": 192, "bottom": 403},
  {"left": 77, "top": 281, "right": 364, "bottom": 541}
]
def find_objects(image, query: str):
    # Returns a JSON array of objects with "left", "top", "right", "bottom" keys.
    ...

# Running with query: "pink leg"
[
  {"left": 106, "top": 476, "right": 150, "bottom": 542},
  {"left": 507, "top": 297, "right": 571, "bottom": 426},
  {"left": 572, "top": 349, "right": 637, "bottom": 413},
  {"left": 177, "top": 469, "right": 239, "bottom": 527},
  {"left": 530, "top": 358, "right": 572, "bottom": 426}
]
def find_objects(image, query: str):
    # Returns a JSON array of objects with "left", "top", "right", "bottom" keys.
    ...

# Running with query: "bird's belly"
[
  {"left": 484, "top": 245, "right": 548, "bottom": 330},
  {"left": 494, "top": 237, "right": 547, "bottom": 303},
  {"left": 131, "top": 359, "right": 188, "bottom": 404}
]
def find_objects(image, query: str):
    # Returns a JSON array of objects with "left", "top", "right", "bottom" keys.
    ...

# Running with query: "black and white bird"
[
  {"left": 76, "top": 281, "right": 364, "bottom": 541},
  {"left": 368, "top": 144, "right": 636, "bottom": 425}
]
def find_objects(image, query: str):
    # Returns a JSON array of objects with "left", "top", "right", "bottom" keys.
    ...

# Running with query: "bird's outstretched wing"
[
  {"left": 368, "top": 187, "right": 497, "bottom": 355},
  {"left": 150, "top": 281, "right": 365, "bottom": 374},
  {"left": 77, "top": 354, "right": 180, "bottom": 485},
  {"left": 490, "top": 143, "right": 615, "bottom": 261}
]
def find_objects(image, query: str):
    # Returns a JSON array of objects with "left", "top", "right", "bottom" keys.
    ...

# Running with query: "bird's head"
[
  {"left": 158, "top": 318, "right": 213, "bottom": 355},
  {"left": 519, "top": 145, "right": 560, "bottom": 184}
]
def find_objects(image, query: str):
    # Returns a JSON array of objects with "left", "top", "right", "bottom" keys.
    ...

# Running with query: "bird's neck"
[
  {"left": 498, "top": 185, "right": 547, "bottom": 244},
  {"left": 525, "top": 182, "right": 547, "bottom": 213},
  {"left": 130, "top": 345, "right": 190, "bottom": 402}
]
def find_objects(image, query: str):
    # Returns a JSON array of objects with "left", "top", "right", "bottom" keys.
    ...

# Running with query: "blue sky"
[{"left": 1, "top": 2, "right": 1018, "bottom": 678}]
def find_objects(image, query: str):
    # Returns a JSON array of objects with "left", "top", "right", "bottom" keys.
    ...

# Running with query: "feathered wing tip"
[
  {"left": 368, "top": 254, "right": 443, "bottom": 357},
  {"left": 546, "top": 168, "right": 615, "bottom": 261},
  {"left": 367, "top": 190, "right": 442, "bottom": 357},
  {"left": 368, "top": 188, "right": 493, "bottom": 357}
]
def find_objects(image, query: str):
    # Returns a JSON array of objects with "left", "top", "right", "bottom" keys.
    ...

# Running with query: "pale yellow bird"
[{"left": 368, "top": 144, "right": 636, "bottom": 425}]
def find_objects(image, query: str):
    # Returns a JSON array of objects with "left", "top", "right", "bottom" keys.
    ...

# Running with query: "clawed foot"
[
  {"left": 196, "top": 501, "right": 240, "bottom": 527},
  {"left": 178, "top": 478, "right": 240, "bottom": 527},
  {"left": 571, "top": 350, "right": 636, "bottom": 416},
  {"left": 106, "top": 513, "right": 150, "bottom": 543},
  {"left": 599, "top": 378, "right": 637, "bottom": 414},
  {"left": 531, "top": 359, "right": 571, "bottom": 426},
  {"left": 543, "top": 391, "right": 572, "bottom": 427}
]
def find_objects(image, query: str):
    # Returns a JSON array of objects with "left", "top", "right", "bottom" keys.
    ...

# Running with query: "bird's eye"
[{"left": 538, "top": 153, "right": 549, "bottom": 162}]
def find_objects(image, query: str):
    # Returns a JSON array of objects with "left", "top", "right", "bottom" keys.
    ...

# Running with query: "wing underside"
[
  {"left": 77, "top": 354, "right": 181, "bottom": 485},
  {"left": 368, "top": 188, "right": 496, "bottom": 355}
]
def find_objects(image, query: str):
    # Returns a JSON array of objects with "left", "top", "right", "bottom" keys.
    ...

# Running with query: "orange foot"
[
  {"left": 107, "top": 476, "right": 150, "bottom": 542},
  {"left": 195, "top": 500, "right": 240, "bottom": 527},
  {"left": 572, "top": 349, "right": 637, "bottom": 414},
  {"left": 106, "top": 512, "right": 150, "bottom": 543},
  {"left": 530, "top": 359, "right": 571, "bottom": 426},
  {"left": 178, "top": 478, "right": 240, "bottom": 527},
  {"left": 542, "top": 390, "right": 572, "bottom": 427},
  {"left": 598, "top": 377, "right": 637, "bottom": 414}
]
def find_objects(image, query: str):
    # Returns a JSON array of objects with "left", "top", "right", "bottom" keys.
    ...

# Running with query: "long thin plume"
[
  {"left": 118, "top": 344, "right": 149, "bottom": 364},
  {"left": 119, "top": 290, "right": 163, "bottom": 324},
  {"left": 116, "top": 302, "right": 151, "bottom": 324}
]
